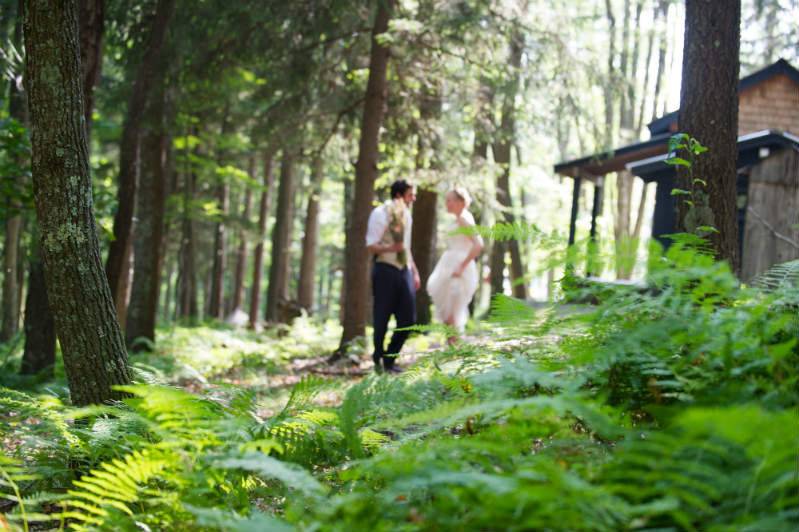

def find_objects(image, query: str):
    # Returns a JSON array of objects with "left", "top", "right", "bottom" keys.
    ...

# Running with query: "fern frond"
[
  {"left": 63, "top": 449, "right": 169, "bottom": 531},
  {"left": 216, "top": 452, "right": 327, "bottom": 497}
]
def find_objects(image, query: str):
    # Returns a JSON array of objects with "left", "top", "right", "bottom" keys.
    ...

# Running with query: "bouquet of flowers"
[{"left": 387, "top": 198, "right": 407, "bottom": 266}]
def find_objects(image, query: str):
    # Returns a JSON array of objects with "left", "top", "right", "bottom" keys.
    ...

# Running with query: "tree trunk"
[
  {"left": 623, "top": 0, "right": 644, "bottom": 134},
  {"left": 126, "top": 91, "right": 169, "bottom": 350},
  {"left": 676, "top": 0, "right": 741, "bottom": 274},
  {"left": 2, "top": 218, "right": 22, "bottom": 342},
  {"left": 105, "top": 0, "right": 175, "bottom": 324},
  {"left": 78, "top": 0, "right": 104, "bottom": 137},
  {"left": 177, "top": 169, "right": 198, "bottom": 321},
  {"left": 412, "top": 84, "right": 442, "bottom": 325},
  {"left": 411, "top": 188, "right": 437, "bottom": 325},
  {"left": 231, "top": 157, "right": 255, "bottom": 314},
  {"left": 604, "top": 0, "right": 617, "bottom": 144},
  {"left": 208, "top": 182, "right": 229, "bottom": 319},
  {"left": 20, "top": 234, "right": 55, "bottom": 376},
  {"left": 618, "top": 0, "right": 632, "bottom": 132},
  {"left": 473, "top": 83, "right": 493, "bottom": 307},
  {"left": 336, "top": 0, "right": 394, "bottom": 355},
  {"left": 492, "top": 29, "right": 527, "bottom": 300},
  {"left": 265, "top": 151, "right": 296, "bottom": 323},
  {"left": 297, "top": 155, "right": 324, "bottom": 313},
  {"left": 651, "top": 0, "right": 669, "bottom": 121},
  {"left": 24, "top": 0, "right": 131, "bottom": 405},
  {"left": 249, "top": 150, "right": 275, "bottom": 329},
  {"left": 1, "top": 0, "right": 26, "bottom": 343}
]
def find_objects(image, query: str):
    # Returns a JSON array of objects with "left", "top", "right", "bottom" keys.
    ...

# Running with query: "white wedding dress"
[{"left": 426, "top": 210, "right": 482, "bottom": 331}]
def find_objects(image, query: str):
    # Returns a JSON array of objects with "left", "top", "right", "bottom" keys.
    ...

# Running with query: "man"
[{"left": 365, "top": 180, "right": 421, "bottom": 373}]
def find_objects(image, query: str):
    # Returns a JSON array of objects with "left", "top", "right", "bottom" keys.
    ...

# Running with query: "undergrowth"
[{"left": 1, "top": 242, "right": 797, "bottom": 530}]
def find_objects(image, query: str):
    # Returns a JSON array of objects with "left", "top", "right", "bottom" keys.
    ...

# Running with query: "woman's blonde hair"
[{"left": 449, "top": 186, "right": 472, "bottom": 208}]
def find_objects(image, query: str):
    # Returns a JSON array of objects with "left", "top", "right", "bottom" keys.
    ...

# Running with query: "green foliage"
[{"left": 2, "top": 247, "right": 799, "bottom": 530}]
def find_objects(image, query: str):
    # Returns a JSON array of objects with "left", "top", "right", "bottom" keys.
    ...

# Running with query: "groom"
[{"left": 365, "top": 180, "right": 421, "bottom": 373}]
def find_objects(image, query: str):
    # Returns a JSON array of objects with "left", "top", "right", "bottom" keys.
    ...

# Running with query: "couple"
[{"left": 366, "top": 180, "right": 484, "bottom": 373}]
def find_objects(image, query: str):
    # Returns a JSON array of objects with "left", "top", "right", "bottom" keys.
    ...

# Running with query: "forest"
[{"left": 1, "top": 0, "right": 798, "bottom": 530}]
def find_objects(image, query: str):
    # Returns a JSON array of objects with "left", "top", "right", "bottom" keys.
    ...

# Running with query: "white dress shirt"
[{"left": 366, "top": 203, "right": 414, "bottom": 265}]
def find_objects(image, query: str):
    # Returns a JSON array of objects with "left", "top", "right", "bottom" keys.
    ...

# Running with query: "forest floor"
[{"left": 130, "top": 317, "right": 493, "bottom": 419}]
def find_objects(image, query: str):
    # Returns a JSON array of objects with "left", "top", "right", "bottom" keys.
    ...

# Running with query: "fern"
[{"left": 752, "top": 259, "right": 799, "bottom": 291}]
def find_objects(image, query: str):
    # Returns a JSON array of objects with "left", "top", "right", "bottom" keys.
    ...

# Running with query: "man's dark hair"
[{"left": 390, "top": 180, "right": 412, "bottom": 199}]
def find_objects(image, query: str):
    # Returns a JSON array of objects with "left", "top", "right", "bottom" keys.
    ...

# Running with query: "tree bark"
[
  {"left": 492, "top": 29, "right": 527, "bottom": 300},
  {"left": 20, "top": 232, "right": 55, "bottom": 376},
  {"left": 411, "top": 187, "right": 437, "bottom": 324},
  {"left": 1, "top": 0, "right": 25, "bottom": 343},
  {"left": 208, "top": 181, "right": 229, "bottom": 319},
  {"left": 297, "top": 155, "right": 324, "bottom": 313},
  {"left": 105, "top": 0, "right": 175, "bottom": 324},
  {"left": 651, "top": 0, "right": 669, "bottom": 121},
  {"left": 412, "top": 84, "right": 441, "bottom": 325},
  {"left": 231, "top": 156, "right": 255, "bottom": 314},
  {"left": 249, "top": 150, "right": 275, "bottom": 329},
  {"left": 78, "top": 0, "right": 104, "bottom": 137},
  {"left": 336, "top": 0, "right": 394, "bottom": 354},
  {"left": 24, "top": 0, "right": 131, "bottom": 405},
  {"left": 265, "top": 151, "right": 296, "bottom": 323},
  {"left": 676, "top": 0, "right": 741, "bottom": 274},
  {"left": 177, "top": 169, "right": 198, "bottom": 321},
  {"left": 604, "top": 0, "right": 617, "bottom": 144},
  {"left": 126, "top": 91, "right": 169, "bottom": 350}
]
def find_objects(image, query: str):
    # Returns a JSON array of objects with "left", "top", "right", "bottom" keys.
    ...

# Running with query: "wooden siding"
[
  {"left": 741, "top": 148, "right": 799, "bottom": 280},
  {"left": 738, "top": 74, "right": 799, "bottom": 135}
]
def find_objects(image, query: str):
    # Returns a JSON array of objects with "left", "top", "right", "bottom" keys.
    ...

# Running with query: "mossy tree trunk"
[{"left": 24, "top": 0, "right": 131, "bottom": 404}]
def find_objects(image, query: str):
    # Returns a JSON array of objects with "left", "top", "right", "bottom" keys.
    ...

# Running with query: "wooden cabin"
[{"left": 554, "top": 59, "right": 799, "bottom": 279}]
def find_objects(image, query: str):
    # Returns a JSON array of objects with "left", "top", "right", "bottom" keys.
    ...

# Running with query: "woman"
[{"left": 426, "top": 187, "right": 484, "bottom": 343}]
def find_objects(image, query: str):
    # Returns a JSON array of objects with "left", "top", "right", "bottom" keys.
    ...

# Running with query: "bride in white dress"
[{"left": 426, "top": 188, "right": 484, "bottom": 343}]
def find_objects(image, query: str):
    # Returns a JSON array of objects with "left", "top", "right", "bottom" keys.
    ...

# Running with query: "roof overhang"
[
  {"left": 626, "top": 129, "right": 799, "bottom": 181},
  {"left": 553, "top": 133, "right": 671, "bottom": 180}
]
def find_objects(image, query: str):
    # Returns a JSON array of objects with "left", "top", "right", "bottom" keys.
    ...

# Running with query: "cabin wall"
[
  {"left": 738, "top": 74, "right": 799, "bottom": 135},
  {"left": 741, "top": 148, "right": 799, "bottom": 280}
]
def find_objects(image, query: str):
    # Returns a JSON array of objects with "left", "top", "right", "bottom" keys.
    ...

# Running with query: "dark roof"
[
  {"left": 627, "top": 129, "right": 799, "bottom": 181},
  {"left": 553, "top": 133, "right": 671, "bottom": 178},
  {"left": 647, "top": 58, "right": 799, "bottom": 136}
]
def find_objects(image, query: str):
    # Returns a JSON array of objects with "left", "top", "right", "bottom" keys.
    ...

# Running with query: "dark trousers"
[{"left": 372, "top": 262, "right": 416, "bottom": 369}]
